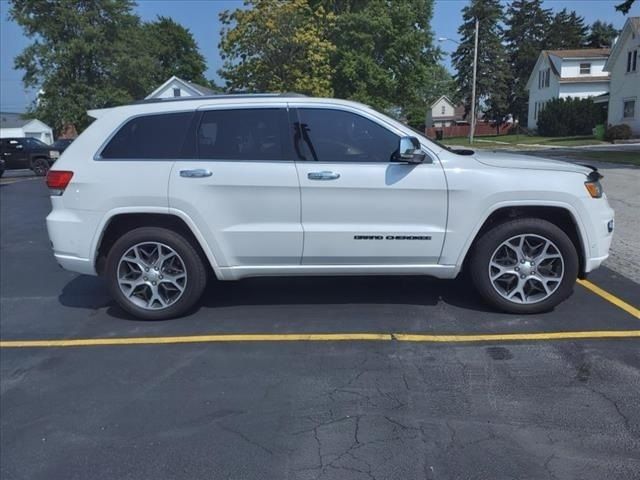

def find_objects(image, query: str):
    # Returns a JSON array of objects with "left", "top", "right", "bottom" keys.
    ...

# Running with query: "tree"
[
  {"left": 504, "top": 0, "right": 551, "bottom": 125},
  {"left": 585, "top": 21, "right": 619, "bottom": 48},
  {"left": 218, "top": 0, "right": 336, "bottom": 96},
  {"left": 451, "top": 0, "right": 510, "bottom": 125},
  {"left": 326, "top": 0, "right": 442, "bottom": 126},
  {"left": 615, "top": 0, "right": 636, "bottom": 14},
  {"left": 544, "top": 9, "right": 588, "bottom": 49},
  {"left": 10, "top": 0, "right": 157, "bottom": 132},
  {"left": 143, "top": 16, "right": 208, "bottom": 86}
]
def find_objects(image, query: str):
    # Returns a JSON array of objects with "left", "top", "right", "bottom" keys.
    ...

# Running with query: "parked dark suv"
[{"left": 0, "top": 137, "right": 59, "bottom": 176}]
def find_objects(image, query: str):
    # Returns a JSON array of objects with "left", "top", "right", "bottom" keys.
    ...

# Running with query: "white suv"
[{"left": 46, "top": 95, "right": 614, "bottom": 320}]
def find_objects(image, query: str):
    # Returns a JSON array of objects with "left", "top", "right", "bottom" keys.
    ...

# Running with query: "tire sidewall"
[
  {"left": 470, "top": 219, "right": 579, "bottom": 314},
  {"left": 31, "top": 158, "right": 49, "bottom": 176},
  {"left": 105, "top": 227, "right": 207, "bottom": 320}
]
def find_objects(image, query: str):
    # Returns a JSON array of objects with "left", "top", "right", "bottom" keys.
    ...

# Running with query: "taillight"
[{"left": 46, "top": 170, "right": 74, "bottom": 196}]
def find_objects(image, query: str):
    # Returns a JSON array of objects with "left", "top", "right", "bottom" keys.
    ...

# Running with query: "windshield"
[{"left": 24, "top": 137, "right": 47, "bottom": 148}]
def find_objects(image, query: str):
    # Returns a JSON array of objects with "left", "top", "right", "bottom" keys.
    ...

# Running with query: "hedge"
[{"left": 536, "top": 97, "right": 605, "bottom": 137}]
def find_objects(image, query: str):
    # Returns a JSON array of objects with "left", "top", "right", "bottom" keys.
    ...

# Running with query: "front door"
[
  {"left": 292, "top": 107, "right": 448, "bottom": 265},
  {"left": 169, "top": 106, "right": 302, "bottom": 267}
]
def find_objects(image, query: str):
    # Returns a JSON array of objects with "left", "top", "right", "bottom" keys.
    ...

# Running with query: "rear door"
[
  {"left": 2, "top": 139, "right": 29, "bottom": 169},
  {"left": 169, "top": 105, "right": 302, "bottom": 267},
  {"left": 292, "top": 106, "right": 448, "bottom": 265}
]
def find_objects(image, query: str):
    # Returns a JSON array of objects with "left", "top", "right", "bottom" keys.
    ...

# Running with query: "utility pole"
[{"left": 469, "top": 17, "right": 479, "bottom": 144}]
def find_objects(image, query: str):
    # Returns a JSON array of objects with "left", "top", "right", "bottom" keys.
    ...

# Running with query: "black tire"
[
  {"left": 31, "top": 157, "right": 50, "bottom": 176},
  {"left": 105, "top": 227, "right": 207, "bottom": 320},
  {"left": 469, "top": 218, "right": 579, "bottom": 314}
]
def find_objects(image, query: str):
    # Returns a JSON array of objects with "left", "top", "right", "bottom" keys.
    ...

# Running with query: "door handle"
[
  {"left": 307, "top": 171, "right": 340, "bottom": 181},
  {"left": 180, "top": 168, "right": 212, "bottom": 178}
]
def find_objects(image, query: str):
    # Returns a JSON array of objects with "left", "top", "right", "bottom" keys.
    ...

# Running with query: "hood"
[{"left": 472, "top": 150, "right": 593, "bottom": 176}]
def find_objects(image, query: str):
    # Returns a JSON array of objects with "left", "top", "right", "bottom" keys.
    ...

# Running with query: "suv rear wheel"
[
  {"left": 105, "top": 227, "right": 207, "bottom": 320},
  {"left": 470, "top": 218, "right": 579, "bottom": 314},
  {"left": 31, "top": 157, "right": 50, "bottom": 176}
]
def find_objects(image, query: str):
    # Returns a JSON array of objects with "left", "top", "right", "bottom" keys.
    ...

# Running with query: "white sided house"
[
  {"left": 145, "top": 75, "right": 218, "bottom": 100},
  {"left": 526, "top": 49, "right": 610, "bottom": 129},
  {"left": 0, "top": 112, "right": 54, "bottom": 144},
  {"left": 425, "top": 96, "right": 465, "bottom": 128},
  {"left": 603, "top": 17, "right": 640, "bottom": 135}
]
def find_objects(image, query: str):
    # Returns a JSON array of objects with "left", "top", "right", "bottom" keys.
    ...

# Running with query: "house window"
[
  {"left": 579, "top": 63, "right": 591, "bottom": 75},
  {"left": 173, "top": 88, "right": 181, "bottom": 97},
  {"left": 627, "top": 50, "right": 638, "bottom": 72},
  {"left": 441, "top": 105, "right": 445, "bottom": 115},
  {"left": 623, "top": 99, "right": 636, "bottom": 119}
]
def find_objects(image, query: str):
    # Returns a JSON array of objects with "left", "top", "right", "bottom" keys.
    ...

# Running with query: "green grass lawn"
[
  {"left": 560, "top": 150, "right": 640, "bottom": 166},
  {"left": 442, "top": 134, "right": 605, "bottom": 149}
]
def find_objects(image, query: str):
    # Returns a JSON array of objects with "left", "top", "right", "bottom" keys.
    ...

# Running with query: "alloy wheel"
[
  {"left": 117, "top": 242, "right": 187, "bottom": 310},
  {"left": 488, "top": 234, "right": 564, "bottom": 304}
]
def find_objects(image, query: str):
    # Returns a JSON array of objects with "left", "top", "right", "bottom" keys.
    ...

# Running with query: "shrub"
[
  {"left": 604, "top": 123, "right": 632, "bottom": 142},
  {"left": 536, "top": 97, "right": 605, "bottom": 137}
]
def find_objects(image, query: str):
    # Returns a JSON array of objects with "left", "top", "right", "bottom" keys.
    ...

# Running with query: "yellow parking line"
[
  {"left": 1, "top": 330, "right": 639, "bottom": 349},
  {"left": 577, "top": 279, "right": 640, "bottom": 319},
  {"left": 394, "top": 330, "right": 640, "bottom": 342},
  {"left": 0, "top": 333, "right": 391, "bottom": 348}
]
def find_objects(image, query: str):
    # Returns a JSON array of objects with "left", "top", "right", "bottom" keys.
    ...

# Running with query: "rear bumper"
[{"left": 46, "top": 199, "right": 102, "bottom": 276}]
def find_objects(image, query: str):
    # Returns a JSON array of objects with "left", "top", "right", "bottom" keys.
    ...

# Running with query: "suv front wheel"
[
  {"left": 470, "top": 218, "right": 579, "bottom": 314},
  {"left": 105, "top": 227, "right": 207, "bottom": 320}
]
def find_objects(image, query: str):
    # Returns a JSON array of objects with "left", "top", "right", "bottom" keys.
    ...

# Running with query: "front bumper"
[{"left": 582, "top": 197, "right": 614, "bottom": 274}]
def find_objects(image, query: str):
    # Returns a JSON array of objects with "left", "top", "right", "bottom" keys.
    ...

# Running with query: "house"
[
  {"left": 145, "top": 75, "right": 218, "bottom": 100},
  {"left": 526, "top": 49, "right": 610, "bottom": 129},
  {"left": 425, "top": 96, "right": 465, "bottom": 128},
  {"left": 602, "top": 17, "right": 640, "bottom": 135},
  {"left": 0, "top": 112, "right": 54, "bottom": 145}
]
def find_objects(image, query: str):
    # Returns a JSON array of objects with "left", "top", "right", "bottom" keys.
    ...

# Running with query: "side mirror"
[{"left": 397, "top": 136, "right": 426, "bottom": 163}]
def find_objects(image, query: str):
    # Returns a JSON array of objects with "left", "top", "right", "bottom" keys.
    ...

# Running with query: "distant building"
[
  {"left": 526, "top": 48, "right": 610, "bottom": 129},
  {"left": 145, "top": 75, "right": 218, "bottom": 100},
  {"left": 0, "top": 112, "right": 54, "bottom": 145},
  {"left": 603, "top": 17, "right": 639, "bottom": 135},
  {"left": 425, "top": 96, "right": 466, "bottom": 128}
]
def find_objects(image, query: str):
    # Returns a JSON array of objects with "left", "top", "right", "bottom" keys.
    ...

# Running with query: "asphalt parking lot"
[{"left": 1, "top": 175, "right": 639, "bottom": 480}]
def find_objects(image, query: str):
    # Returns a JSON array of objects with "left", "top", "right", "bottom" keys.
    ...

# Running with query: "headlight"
[
  {"left": 49, "top": 150, "right": 60, "bottom": 159},
  {"left": 584, "top": 179, "right": 603, "bottom": 198}
]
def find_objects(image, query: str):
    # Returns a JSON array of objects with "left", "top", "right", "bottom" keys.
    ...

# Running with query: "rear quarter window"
[{"left": 100, "top": 111, "right": 195, "bottom": 159}]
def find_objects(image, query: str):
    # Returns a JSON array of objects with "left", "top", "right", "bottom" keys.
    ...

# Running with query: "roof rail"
[{"left": 132, "top": 92, "right": 307, "bottom": 105}]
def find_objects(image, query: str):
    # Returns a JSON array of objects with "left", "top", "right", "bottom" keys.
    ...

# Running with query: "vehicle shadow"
[{"left": 59, "top": 273, "right": 495, "bottom": 321}]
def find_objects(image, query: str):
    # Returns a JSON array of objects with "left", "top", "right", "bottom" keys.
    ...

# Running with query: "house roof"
[
  {"left": 429, "top": 95, "right": 455, "bottom": 108},
  {"left": 547, "top": 48, "right": 610, "bottom": 59},
  {"left": 604, "top": 17, "right": 640, "bottom": 72},
  {"left": 0, "top": 112, "right": 31, "bottom": 128},
  {"left": 145, "top": 75, "right": 217, "bottom": 99},
  {"left": 559, "top": 75, "right": 610, "bottom": 83},
  {"left": 185, "top": 80, "right": 217, "bottom": 96}
]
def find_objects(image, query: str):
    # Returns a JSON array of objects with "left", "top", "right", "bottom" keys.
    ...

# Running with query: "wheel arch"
[
  {"left": 459, "top": 204, "right": 588, "bottom": 278},
  {"left": 94, "top": 212, "right": 221, "bottom": 279}
]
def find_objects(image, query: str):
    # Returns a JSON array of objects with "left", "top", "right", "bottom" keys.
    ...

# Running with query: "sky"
[{"left": 1, "top": 0, "right": 638, "bottom": 113}]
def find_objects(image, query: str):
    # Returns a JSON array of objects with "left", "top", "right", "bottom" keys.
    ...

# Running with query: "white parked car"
[{"left": 46, "top": 95, "right": 614, "bottom": 320}]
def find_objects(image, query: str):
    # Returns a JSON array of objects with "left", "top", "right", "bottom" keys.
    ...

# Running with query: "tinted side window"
[
  {"left": 295, "top": 109, "right": 399, "bottom": 163},
  {"left": 101, "top": 112, "right": 194, "bottom": 159},
  {"left": 198, "top": 109, "right": 286, "bottom": 161}
]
